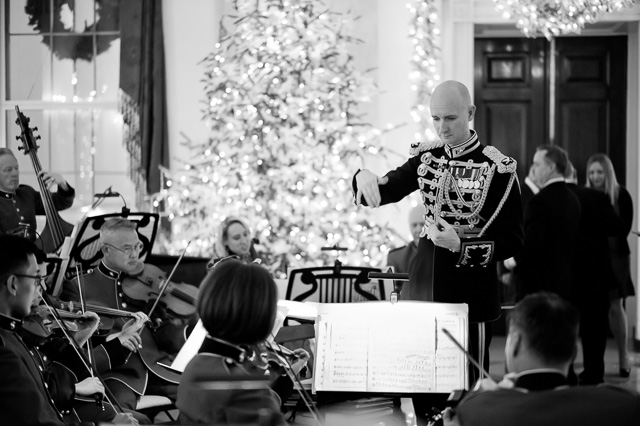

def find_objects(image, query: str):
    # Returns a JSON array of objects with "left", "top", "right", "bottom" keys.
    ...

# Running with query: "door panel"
[
  {"left": 474, "top": 36, "right": 627, "bottom": 185},
  {"left": 555, "top": 36, "right": 627, "bottom": 185},
  {"left": 474, "top": 38, "right": 547, "bottom": 180}
]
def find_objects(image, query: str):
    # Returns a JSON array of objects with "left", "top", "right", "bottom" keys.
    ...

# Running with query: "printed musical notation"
[{"left": 313, "top": 301, "right": 468, "bottom": 393}]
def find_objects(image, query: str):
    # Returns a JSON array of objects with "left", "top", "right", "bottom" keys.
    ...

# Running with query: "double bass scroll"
[{"left": 14, "top": 106, "right": 74, "bottom": 253}]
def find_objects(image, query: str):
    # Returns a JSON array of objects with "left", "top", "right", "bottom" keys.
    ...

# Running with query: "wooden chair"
[{"left": 285, "top": 264, "right": 386, "bottom": 303}]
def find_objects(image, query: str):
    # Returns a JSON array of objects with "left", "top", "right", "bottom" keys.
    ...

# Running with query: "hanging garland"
[{"left": 24, "top": 0, "right": 120, "bottom": 62}]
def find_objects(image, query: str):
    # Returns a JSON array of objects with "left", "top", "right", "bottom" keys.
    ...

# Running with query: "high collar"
[
  {"left": 543, "top": 177, "right": 566, "bottom": 188},
  {"left": 514, "top": 369, "right": 568, "bottom": 391},
  {"left": 443, "top": 130, "right": 480, "bottom": 159},
  {"left": 0, "top": 312, "right": 22, "bottom": 332},
  {"left": 199, "top": 335, "right": 254, "bottom": 363},
  {"left": 524, "top": 177, "right": 540, "bottom": 195},
  {"left": 98, "top": 261, "right": 124, "bottom": 279},
  {"left": 0, "top": 189, "right": 15, "bottom": 200}
]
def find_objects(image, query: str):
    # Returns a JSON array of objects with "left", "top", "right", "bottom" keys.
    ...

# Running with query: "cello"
[{"left": 14, "top": 106, "right": 74, "bottom": 253}]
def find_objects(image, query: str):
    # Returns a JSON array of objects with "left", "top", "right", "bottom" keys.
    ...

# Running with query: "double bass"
[{"left": 14, "top": 106, "right": 74, "bottom": 253}]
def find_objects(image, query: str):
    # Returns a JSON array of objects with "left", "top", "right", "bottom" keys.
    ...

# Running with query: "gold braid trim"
[
  {"left": 483, "top": 146, "right": 517, "bottom": 174},
  {"left": 409, "top": 140, "right": 444, "bottom": 157},
  {"left": 478, "top": 172, "right": 516, "bottom": 238}
]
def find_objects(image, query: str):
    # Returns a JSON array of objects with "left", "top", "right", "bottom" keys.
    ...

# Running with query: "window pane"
[
  {"left": 96, "top": 37, "right": 120, "bottom": 100},
  {"left": 8, "top": 0, "right": 42, "bottom": 34},
  {"left": 7, "top": 35, "right": 49, "bottom": 100},
  {"left": 74, "top": 0, "right": 96, "bottom": 33},
  {"left": 95, "top": 0, "right": 120, "bottom": 31}
]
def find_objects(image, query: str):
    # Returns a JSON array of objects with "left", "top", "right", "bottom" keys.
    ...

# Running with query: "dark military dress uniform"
[
  {"left": 0, "top": 313, "right": 79, "bottom": 426},
  {"left": 0, "top": 184, "right": 75, "bottom": 241},
  {"left": 353, "top": 130, "right": 523, "bottom": 391},
  {"left": 354, "top": 131, "right": 523, "bottom": 322},
  {"left": 61, "top": 262, "right": 184, "bottom": 410}
]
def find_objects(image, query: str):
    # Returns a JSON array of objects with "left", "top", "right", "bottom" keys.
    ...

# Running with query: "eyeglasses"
[
  {"left": 104, "top": 242, "right": 144, "bottom": 256},
  {"left": 14, "top": 274, "right": 45, "bottom": 288}
]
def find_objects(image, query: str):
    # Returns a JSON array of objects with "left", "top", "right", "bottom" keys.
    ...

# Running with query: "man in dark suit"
[
  {"left": 565, "top": 163, "right": 621, "bottom": 385},
  {"left": 444, "top": 292, "right": 640, "bottom": 426},
  {"left": 506, "top": 145, "right": 580, "bottom": 301},
  {"left": 385, "top": 204, "right": 425, "bottom": 297}
]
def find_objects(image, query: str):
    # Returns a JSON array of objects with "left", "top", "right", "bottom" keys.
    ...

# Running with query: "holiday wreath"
[{"left": 24, "top": 0, "right": 120, "bottom": 62}]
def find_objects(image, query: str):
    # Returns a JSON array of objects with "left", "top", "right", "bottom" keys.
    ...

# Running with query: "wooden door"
[
  {"left": 555, "top": 36, "right": 627, "bottom": 185},
  {"left": 474, "top": 36, "right": 627, "bottom": 184},
  {"left": 474, "top": 38, "right": 547, "bottom": 180}
]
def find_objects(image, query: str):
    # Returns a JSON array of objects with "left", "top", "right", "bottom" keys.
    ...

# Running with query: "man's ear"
[
  {"left": 468, "top": 105, "right": 476, "bottom": 121},
  {"left": 4, "top": 275, "right": 19, "bottom": 296}
]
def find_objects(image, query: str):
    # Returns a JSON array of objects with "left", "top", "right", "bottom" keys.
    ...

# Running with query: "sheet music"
[{"left": 313, "top": 301, "right": 467, "bottom": 393}]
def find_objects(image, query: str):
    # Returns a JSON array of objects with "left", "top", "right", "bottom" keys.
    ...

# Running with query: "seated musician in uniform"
[
  {"left": 207, "top": 216, "right": 260, "bottom": 268},
  {"left": 0, "top": 148, "right": 75, "bottom": 241},
  {"left": 61, "top": 218, "right": 192, "bottom": 412},
  {"left": 444, "top": 292, "right": 640, "bottom": 426},
  {"left": 177, "top": 258, "right": 309, "bottom": 425},
  {"left": 0, "top": 235, "right": 137, "bottom": 426}
]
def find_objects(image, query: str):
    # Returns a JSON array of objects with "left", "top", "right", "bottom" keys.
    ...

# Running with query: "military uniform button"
[{"left": 122, "top": 302, "right": 127, "bottom": 308}]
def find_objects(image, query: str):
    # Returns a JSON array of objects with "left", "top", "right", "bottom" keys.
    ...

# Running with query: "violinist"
[
  {"left": 444, "top": 293, "right": 640, "bottom": 426},
  {"left": 61, "top": 218, "right": 190, "bottom": 412},
  {"left": 0, "top": 148, "right": 75, "bottom": 241},
  {"left": 0, "top": 235, "right": 137, "bottom": 426},
  {"left": 29, "top": 249, "right": 144, "bottom": 425},
  {"left": 177, "top": 258, "right": 309, "bottom": 426},
  {"left": 208, "top": 216, "right": 260, "bottom": 267}
]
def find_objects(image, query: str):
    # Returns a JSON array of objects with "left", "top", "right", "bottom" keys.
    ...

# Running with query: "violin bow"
[
  {"left": 266, "top": 336, "right": 322, "bottom": 425},
  {"left": 74, "top": 264, "right": 105, "bottom": 410},
  {"left": 146, "top": 241, "right": 190, "bottom": 320},
  {"left": 73, "top": 264, "right": 130, "bottom": 414}
]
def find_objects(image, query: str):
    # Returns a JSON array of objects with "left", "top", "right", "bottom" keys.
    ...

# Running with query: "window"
[{"left": 2, "top": 0, "right": 133, "bottom": 210}]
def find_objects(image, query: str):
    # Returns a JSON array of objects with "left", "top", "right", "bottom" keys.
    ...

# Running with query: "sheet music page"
[{"left": 313, "top": 301, "right": 467, "bottom": 393}]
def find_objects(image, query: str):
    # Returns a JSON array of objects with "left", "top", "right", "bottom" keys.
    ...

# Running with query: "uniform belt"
[{"left": 454, "top": 225, "right": 482, "bottom": 239}]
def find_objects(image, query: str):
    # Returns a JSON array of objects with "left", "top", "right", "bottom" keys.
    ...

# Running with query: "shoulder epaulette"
[
  {"left": 388, "top": 245, "right": 406, "bottom": 254},
  {"left": 483, "top": 146, "right": 517, "bottom": 173},
  {"left": 409, "top": 140, "right": 444, "bottom": 157}
]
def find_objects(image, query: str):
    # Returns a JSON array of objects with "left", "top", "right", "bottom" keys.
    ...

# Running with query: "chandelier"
[{"left": 494, "top": 0, "right": 637, "bottom": 40}]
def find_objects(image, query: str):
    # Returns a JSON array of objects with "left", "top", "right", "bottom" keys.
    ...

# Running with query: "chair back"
[{"left": 285, "top": 266, "right": 385, "bottom": 303}]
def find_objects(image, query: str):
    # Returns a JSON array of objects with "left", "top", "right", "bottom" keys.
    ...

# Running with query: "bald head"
[
  {"left": 408, "top": 204, "right": 426, "bottom": 244},
  {"left": 430, "top": 81, "right": 475, "bottom": 146},
  {"left": 431, "top": 80, "right": 472, "bottom": 108}
]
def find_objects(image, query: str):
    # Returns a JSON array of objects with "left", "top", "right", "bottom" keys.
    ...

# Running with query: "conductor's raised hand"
[
  {"left": 355, "top": 169, "right": 388, "bottom": 208},
  {"left": 428, "top": 217, "right": 461, "bottom": 252}
]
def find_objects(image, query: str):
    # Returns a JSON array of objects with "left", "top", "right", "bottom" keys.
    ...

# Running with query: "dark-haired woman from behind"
[{"left": 176, "top": 259, "right": 308, "bottom": 425}]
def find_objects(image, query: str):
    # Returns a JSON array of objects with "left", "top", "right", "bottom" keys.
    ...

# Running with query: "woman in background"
[
  {"left": 176, "top": 259, "right": 308, "bottom": 425},
  {"left": 586, "top": 153, "right": 635, "bottom": 377},
  {"left": 208, "top": 216, "right": 259, "bottom": 268}
]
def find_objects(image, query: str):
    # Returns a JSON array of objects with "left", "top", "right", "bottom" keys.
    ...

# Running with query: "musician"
[
  {"left": 444, "top": 292, "right": 640, "bottom": 426},
  {"left": 0, "top": 235, "right": 137, "bottom": 425},
  {"left": 0, "top": 148, "right": 75, "bottom": 241},
  {"left": 352, "top": 80, "right": 523, "bottom": 387},
  {"left": 61, "top": 218, "right": 189, "bottom": 412},
  {"left": 177, "top": 258, "right": 309, "bottom": 425},
  {"left": 207, "top": 216, "right": 259, "bottom": 268}
]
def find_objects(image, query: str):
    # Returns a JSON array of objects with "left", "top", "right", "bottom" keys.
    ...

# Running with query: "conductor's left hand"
[{"left": 428, "top": 217, "right": 461, "bottom": 252}]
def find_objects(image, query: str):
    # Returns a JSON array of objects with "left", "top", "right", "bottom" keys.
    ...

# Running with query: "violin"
[{"left": 121, "top": 262, "right": 199, "bottom": 318}]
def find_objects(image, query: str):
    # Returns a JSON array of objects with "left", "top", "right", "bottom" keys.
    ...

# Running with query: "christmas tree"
[{"left": 155, "top": 0, "right": 403, "bottom": 277}]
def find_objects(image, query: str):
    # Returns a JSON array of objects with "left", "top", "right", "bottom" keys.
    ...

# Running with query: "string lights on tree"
[
  {"left": 154, "top": 0, "right": 402, "bottom": 277},
  {"left": 407, "top": 0, "right": 441, "bottom": 143},
  {"left": 494, "top": 0, "right": 636, "bottom": 40}
]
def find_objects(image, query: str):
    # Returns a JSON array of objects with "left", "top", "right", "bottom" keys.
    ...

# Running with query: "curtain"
[{"left": 119, "top": 0, "right": 169, "bottom": 204}]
